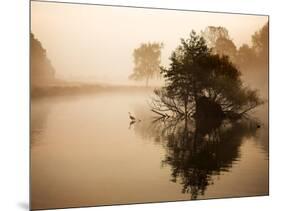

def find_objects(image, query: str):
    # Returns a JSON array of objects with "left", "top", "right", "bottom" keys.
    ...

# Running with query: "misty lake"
[{"left": 31, "top": 89, "right": 268, "bottom": 210}]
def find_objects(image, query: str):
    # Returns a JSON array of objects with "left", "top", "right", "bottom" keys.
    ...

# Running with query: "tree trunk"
[
  {"left": 192, "top": 79, "right": 198, "bottom": 113},
  {"left": 145, "top": 77, "right": 149, "bottom": 87},
  {"left": 184, "top": 97, "right": 188, "bottom": 122}
]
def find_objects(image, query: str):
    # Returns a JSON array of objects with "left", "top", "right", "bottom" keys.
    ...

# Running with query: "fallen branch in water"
[{"left": 151, "top": 109, "right": 168, "bottom": 117}]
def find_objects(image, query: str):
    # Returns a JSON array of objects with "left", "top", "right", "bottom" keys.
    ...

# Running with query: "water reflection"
[
  {"left": 31, "top": 92, "right": 268, "bottom": 209},
  {"left": 133, "top": 115, "right": 259, "bottom": 199},
  {"left": 31, "top": 99, "right": 50, "bottom": 146},
  {"left": 128, "top": 120, "right": 136, "bottom": 129}
]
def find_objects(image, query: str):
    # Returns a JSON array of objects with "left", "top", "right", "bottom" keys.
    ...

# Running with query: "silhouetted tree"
[
  {"left": 215, "top": 37, "right": 237, "bottom": 62},
  {"left": 201, "top": 26, "right": 230, "bottom": 49},
  {"left": 151, "top": 31, "right": 262, "bottom": 120},
  {"left": 152, "top": 31, "right": 211, "bottom": 120},
  {"left": 236, "top": 22, "right": 268, "bottom": 72},
  {"left": 237, "top": 44, "right": 257, "bottom": 69},
  {"left": 252, "top": 22, "right": 269, "bottom": 65},
  {"left": 202, "top": 26, "right": 237, "bottom": 63},
  {"left": 235, "top": 22, "right": 268, "bottom": 97},
  {"left": 31, "top": 33, "right": 55, "bottom": 87},
  {"left": 129, "top": 42, "right": 163, "bottom": 87}
]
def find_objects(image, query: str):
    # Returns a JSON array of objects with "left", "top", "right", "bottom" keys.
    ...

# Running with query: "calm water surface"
[{"left": 31, "top": 89, "right": 268, "bottom": 210}]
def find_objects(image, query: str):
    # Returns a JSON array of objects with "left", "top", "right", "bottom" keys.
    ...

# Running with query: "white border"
[{"left": 0, "top": 0, "right": 279, "bottom": 211}]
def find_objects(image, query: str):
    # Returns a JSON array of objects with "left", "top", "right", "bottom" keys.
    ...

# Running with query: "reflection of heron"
[
  {"left": 128, "top": 112, "right": 142, "bottom": 129},
  {"left": 128, "top": 120, "right": 136, "bottom": 129},
  {"left": 128, "top": 112, "right": 136, "bottom": 121}
]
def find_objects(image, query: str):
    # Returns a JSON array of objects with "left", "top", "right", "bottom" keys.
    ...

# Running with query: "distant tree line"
[
  {"left": 31, "top": 33, "right": 56, "bottom": 87},
  {"left": 151, "top": 29, "right": 264, "bottom": 120},
  {"left": 129, "top": 23, "right": 268, "bottom": 94},
  {"left": 202, "top": 23, "right": 269, "bottom": 96}
]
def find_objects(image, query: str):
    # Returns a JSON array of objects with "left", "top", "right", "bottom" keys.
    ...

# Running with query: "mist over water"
[
  {"left": 31, "top": 1, "right": 268, "bottom": 210},
  {"left": 31, "top": 90, "right": 268, "bottom": 209}
]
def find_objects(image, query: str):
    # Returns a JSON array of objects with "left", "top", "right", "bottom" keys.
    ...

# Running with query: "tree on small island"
[
  {"left": 151, "top": 30, "right": 262, "bottom": 121},
  {"left": 129, "top": 42, "right": 163, "bottom": 87}
]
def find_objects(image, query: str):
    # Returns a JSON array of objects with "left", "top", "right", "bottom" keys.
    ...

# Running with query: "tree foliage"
[
  {"left": 236, "top": 44, "right": 257, "bottom": 69},
  {"left": 215, "top": 37, "right": 237, "bottom": 62},
  {"left": 201, "top": 26, "right": 230, "bottom": 48},
  {"left": 236, "top": 22, "right": 268, "bottom": 97},
  {"left": 251, "top": 22, "right": 269, "bottom": 67},
  {"left": 202, "top": 26, "right": 237, "bottom": 63},
  {"left": 152, "top": 31, "right": 262, "bottom": 120},
  {"left": 202, "top": 23, "right": 269, "bottom": 87},
  {"left": 129, "top": 42, "right": 163, "bottom": 86},
  {"left": 31, "top": 33, "right": 55, "bottom": 87}
]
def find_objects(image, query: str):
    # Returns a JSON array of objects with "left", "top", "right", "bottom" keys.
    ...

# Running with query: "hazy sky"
[{"left": 31, "top": 1, "right": 268, "bottom": 84}]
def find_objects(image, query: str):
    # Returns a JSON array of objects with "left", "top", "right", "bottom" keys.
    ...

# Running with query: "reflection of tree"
[
  {"left": 31, "top": 100, "right": 50, "bottom": 147},
  {"left": 133, "top": 116, "right": 259, "bottom": 199}
]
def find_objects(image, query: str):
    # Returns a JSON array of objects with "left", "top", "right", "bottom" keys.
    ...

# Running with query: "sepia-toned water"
[{"left": 31, "top": 89, "right": 268, "bottom": 210}]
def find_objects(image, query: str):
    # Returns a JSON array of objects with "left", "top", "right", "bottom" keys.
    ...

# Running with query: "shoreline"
[{"left": 31, "top": 84, "right": 158, "bottom": 98}]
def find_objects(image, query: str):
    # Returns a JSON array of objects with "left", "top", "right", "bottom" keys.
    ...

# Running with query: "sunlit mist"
[
  {"left": 31, "top": 1, "right": 267, "bottom": 84},
  {"left": 31, "top": 1, "right": 269, "bottom": 210}
]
